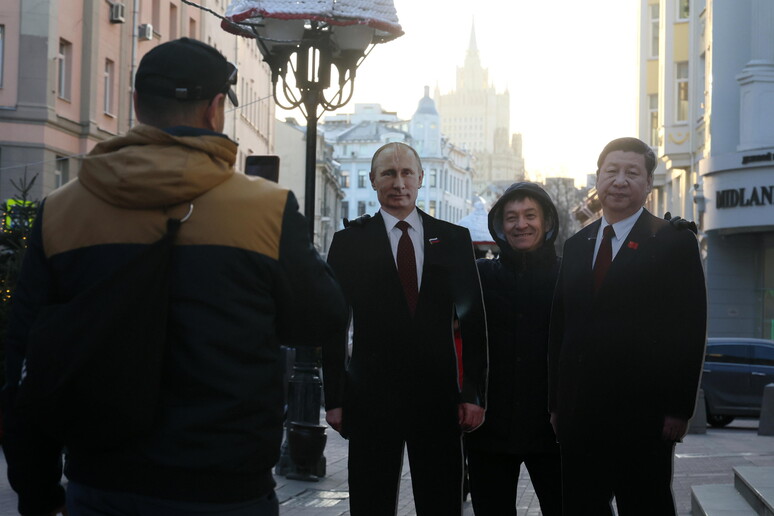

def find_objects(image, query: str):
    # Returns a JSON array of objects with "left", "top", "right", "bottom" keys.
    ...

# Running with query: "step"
[
  {"left": 691, "top": 484, "right": 757, "bottom": 515},
  {"left": 734, "top": 466, "right": 774, "bottom": 516}
]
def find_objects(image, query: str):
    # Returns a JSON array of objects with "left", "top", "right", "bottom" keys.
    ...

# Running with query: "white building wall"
[
  {"left": 324, "top": 100, "right": 475, "bottom": 227},
  {"left": 638, "top": 0, "right": 774, "bottom": 339}
]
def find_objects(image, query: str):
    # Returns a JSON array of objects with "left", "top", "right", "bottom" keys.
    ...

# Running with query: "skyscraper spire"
[{"left": 468, "top": 17, "right": 478, "bottom": 56}]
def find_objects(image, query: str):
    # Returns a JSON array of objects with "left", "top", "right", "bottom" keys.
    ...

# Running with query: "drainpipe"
[{"left": 128, "top": 0, "right": 139, "bottom": 129}]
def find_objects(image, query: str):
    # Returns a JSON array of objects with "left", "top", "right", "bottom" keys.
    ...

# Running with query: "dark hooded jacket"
[
  {"left": 466, "top": 182, "right": 560, "bottom": 454},
  {"left": 2, "top": 125, "right": 347, "bottom": 514}
]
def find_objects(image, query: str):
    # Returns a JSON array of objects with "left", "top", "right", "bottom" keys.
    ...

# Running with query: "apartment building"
[
  {"left": 0, "top": 0, "right": 274, "bottom": 202},
  {"left": 321, "top": 92, "right": 476, "bottom": 228},
  {"left": 637, "top": 0, "right": 774, "bottom": 338},
  {"left": 274, "top": 118, "right": 343, "bottom": 255},
  {"left": 435, "top": 23, "right": 525, "bottom": 196}
]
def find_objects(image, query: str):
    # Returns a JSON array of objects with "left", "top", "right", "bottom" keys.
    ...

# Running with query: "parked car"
[{"left": 701, "top": 337, "right": 774, "bottom": 427}]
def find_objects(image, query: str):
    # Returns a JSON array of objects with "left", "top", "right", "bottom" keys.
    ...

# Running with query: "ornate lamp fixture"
[{"left": 222, "top": 0, "right": 403, "bottom": 234}]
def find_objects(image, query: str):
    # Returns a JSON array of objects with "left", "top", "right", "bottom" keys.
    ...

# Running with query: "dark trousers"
[
  {"left": 347, "top": 422, "right": 463, "bottom": 516},
  {"left": 467, "top": 448, "right": 562, "bottom": 516},
  {"left": 66, "top": 482, "right": 278, "bottom": 516},
  {"left": 560, "top": 440, "right": 677, "bottom": 516}
]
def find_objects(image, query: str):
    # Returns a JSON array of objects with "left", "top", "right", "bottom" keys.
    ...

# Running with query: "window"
[
  {"left": 649, "top": 94, "right": 659, "bottom": 146},
  {"left": 705, "top": 344, "right": 750, "bottom": 365},
  {"left": 340, "top": 201, "right": 349, "bottom": 220},
  {"left": 55, "top": 156, "right": 70, "bottom": 188},
  {"left": 57, "top": 39, "right": 72, "bottom": 100},
  {"left": 0, "top": 25, "right": 5, "bottom": 88},
  {"left": 429, "top": 200, "right": 437, "bottom": 218},
  {"left": 357, "top": 201, "right": 366, "bottom": 216},
  {"left": 340, "top": 171, "right": 350, "bottom": 188},
  {"left": 677, "top": 0, "right": 689, "bottom": 20},
  {"left": 103, "top": 59, "right": 115, "bottom": 115},
  {"left": 357, "top": 170, "right": 368, "bottom": 188},
  {"left": 152, "top": 0, "right": 161, "bottom": 31},
  {"left": 429, "top": 169, "right": 437, "bottom": 187},
  {"left": 676, "top": 62, "right": 689, "bottom": 122},
  {"left": 753, "top": 345, "right": 774, "bottom": 367},
  {"left": 189, "top": 17, "right": 196, "bottom": 38},
  {"left": 649, "top": 4, "right": 659, "bottom": 58},
  {"left": 698, "top": 52, "right": 706, "bottom": 118},
  {"left": 169, "top": 3, "right": 178, "bottom": 39}
]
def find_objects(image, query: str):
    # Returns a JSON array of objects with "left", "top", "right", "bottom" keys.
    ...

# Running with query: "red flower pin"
[{"left": 628, "top": 241, "right": 639, "bottom": 250}]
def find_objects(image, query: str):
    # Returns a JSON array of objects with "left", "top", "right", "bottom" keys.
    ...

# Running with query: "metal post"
[
  {"left": 275, "top": 74, "right": 326, "bottom": 481},
  {"left": 304, "top": 93, "right": 319, "bottom": 239}
]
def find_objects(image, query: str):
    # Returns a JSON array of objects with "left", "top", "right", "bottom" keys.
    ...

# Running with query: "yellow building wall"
[
  {"left": 673, "top": 22, "right": 689, "bottom": 62},
  {"left": 647, "top": 60, "right": 659, "bottom": 94}
]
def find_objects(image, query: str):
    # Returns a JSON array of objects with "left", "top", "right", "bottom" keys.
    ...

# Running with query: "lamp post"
[{"left": 222, "top": 0, "right": 402, "bottom": 480}]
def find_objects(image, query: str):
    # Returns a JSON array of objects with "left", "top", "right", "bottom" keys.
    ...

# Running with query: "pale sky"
[{"left": 318, "top": 0, "right": 641, "bottom": 187}]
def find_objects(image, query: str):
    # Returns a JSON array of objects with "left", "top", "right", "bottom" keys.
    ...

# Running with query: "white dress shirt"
[
  {"left": 380, "top": 208, "right": 424, "bottom": 290},
  {"left": 592, "top": 207, "right": 644, "bottom": 267}
]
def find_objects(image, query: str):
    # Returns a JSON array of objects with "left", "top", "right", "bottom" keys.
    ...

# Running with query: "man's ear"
[
  {"left": 132, "top": 91, "right": 141, "bottom": 124},
  {"left": 204, "top": 93, "right": 226, "bottom": 131}
]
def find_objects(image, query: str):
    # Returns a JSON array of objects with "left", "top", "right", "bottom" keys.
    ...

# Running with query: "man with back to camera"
[
  {"left": 2, "top": 38, "right": 347, "bottom": 515},
  {"left": 322, "top": 142, "right": 488, "bottom": 515},
  {"left": 466, "top": 182, "right": 562, "bottom": 515},
  {"left": 548, "top": 137, "right": 707, "bottom": 515}
]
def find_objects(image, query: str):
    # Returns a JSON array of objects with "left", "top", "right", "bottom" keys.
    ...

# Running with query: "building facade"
[
  {"left": 322, "top": 92, "right": 476, "bottom": 228},
  {"left": 637, "top": 0, "right": 774, "bottom": 339},
  {"left": 0, "top": 0, "right": 274, "bottom": 203},
  {"left": 434, "top": 23, "right": 525, "bottom": 196},
  {"left": 203, "top": 0, "right": 275, "bottom": 170},
  {"left": 274, "top": 118, "right": 343, "bottom": 255}
]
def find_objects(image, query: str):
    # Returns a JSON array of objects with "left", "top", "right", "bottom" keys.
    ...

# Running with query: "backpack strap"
[{"left": 164, "top": 202, "right": 193, "bottom": 242}]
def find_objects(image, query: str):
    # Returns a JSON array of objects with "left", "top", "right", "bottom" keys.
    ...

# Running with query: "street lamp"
[
  {"left": 222, "top": 0, "right": 403, "bottom": 237},
  {"left": 221, "top": 0, "right": 402, "bottom": 481}
]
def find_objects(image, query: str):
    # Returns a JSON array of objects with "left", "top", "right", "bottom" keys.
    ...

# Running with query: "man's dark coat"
[
  {"left": 548, "top": 209, "right": 707, "bottom": 448},
  {"left": 323, "top": 210, "right": 488, "bottom": 428}
]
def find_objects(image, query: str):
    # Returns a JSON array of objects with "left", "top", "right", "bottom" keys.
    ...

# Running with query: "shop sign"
[
  {"left": 741, "top": 151, "right": 774, "bottom": 165},
  {"left": 716, "top": 185, "right": 774, "bottom": 209}
]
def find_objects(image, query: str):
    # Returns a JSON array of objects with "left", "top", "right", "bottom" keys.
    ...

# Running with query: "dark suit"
[
  {"left": 548, "top": 209, "right": 706, "bottom": 515},
  {"left": 323, "top": 210, "right": 487, "bottom": 515}
]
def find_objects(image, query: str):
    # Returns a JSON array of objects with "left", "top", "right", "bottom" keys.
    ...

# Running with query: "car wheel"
[{"left": 706, "top": 413, "right": 734, "bottom": 428}]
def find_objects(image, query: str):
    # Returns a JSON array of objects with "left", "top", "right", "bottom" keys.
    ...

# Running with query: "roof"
[{"left": 336, "top": 121, "right": 411, "bottom": 143}]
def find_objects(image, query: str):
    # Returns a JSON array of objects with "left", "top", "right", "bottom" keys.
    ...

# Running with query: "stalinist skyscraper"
[{"left": 435, "top": 22, "right": 525, "bottom": 196}]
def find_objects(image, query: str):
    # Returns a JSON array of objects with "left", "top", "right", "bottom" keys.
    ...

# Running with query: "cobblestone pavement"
[
  {"left": 274, "top": 417, "right": 774, "bottom": 515},
  {"left": 1, "top": 418, "right": 772, "bottom": 515}
]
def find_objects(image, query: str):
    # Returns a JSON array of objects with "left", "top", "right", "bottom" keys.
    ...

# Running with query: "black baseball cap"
[{"left": 135, "top": 38, "right": 239, "bottom": 106}]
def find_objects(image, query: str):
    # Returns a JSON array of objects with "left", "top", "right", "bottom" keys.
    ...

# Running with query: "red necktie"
[
  {"left": 593, "top": 225, "right": 615, "bottom": 291},
  {"left": 396, "top": 221, "right": 418, "bottom": 315}
]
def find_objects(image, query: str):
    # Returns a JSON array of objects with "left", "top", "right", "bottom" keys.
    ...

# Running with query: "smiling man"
[
  {"left": 466, "top": 182, "right": 563, "bottom": 515},
  {"left": 322, "top": 142, "right": 488, "bottom": 515},
  {"left": 548, "top": 137, "right": 707, "bottom": 515}
]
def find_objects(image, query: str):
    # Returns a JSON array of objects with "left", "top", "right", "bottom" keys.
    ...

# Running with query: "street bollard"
[
  {"left": 759, "top": 383, "right": 774, "bottom": 436},
  {"left": 688, "top": 389, "right": 707, "bottom": 434}
]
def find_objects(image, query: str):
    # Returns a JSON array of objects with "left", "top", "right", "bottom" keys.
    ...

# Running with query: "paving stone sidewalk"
[
  {"left": 1, "top": 418, "right": 772, "bottom": 515},
  {"left": 275, "top": 418, "right": 774, "bottom": 516}
]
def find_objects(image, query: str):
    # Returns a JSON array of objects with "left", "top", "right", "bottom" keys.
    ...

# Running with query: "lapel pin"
[
  {"left": 428, "top": 237, "right": 441, "bottom": 245},
  {"left": 628, "top": 241, "right": 639, "bottom": 250}
]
